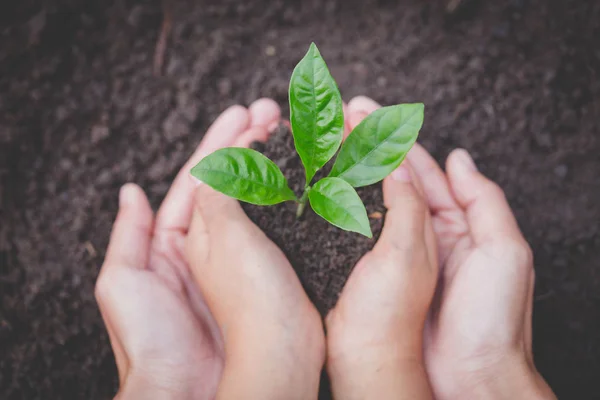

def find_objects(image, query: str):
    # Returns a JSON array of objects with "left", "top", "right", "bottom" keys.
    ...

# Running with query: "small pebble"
[
  {"left": 265, "top": 45, "right": 276, "bottom": 56},
  {"left": 369, "top": 211, "right": 383, "bottom": 220}
]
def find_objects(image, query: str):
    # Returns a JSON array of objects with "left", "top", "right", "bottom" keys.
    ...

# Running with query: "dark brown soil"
[
  {"left": 1, "top": 0, "right": 599, "bottom": 399},
  {"left": 245, "top": 126, "right": 385, "bottom": 315}
]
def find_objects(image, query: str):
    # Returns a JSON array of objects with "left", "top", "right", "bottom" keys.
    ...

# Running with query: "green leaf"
[
  {"left": 330, "top": 103, "right": 424, "bottom": 187},
  {"left": 289, "top": 42, "right": 344, "bottom": 185},
  {"left": 190, "top": 148, "right": 297, "bottom": 206},
  {"left": 308, "top": 177, "right": 372, "bottom": 238}
]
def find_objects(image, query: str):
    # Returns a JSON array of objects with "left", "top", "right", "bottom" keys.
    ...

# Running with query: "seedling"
[{"left": 191, "top": 43, "right": 424, "bottom": 237}]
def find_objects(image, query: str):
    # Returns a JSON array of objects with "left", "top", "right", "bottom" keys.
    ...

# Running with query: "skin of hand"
[
  {"left": 342, "top": 96, "right": 556, "bottom": 400},
  {"left": 325, "top": 102, "right": 439, "bottom": 400},
  {"left": 184, "top": 174, "right": 325, "bottom": 400},
  {"left": 96, "top": 99, "right": 327, "bottom": 400}
]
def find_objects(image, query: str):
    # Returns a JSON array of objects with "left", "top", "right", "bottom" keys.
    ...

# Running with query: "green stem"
[{"left": 296, "top": 187, "right": 310, "bottom": 218}]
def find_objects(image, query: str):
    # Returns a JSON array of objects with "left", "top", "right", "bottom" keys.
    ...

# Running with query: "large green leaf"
[
  {"left": 330, "top": 104, "right": 424, "bottom": 187},
  {"left": 190, "top": 148, "right": 297, "bottom": 205},
  {"left": 308, "top": 177, "right": 372, "bottom": 238},
  {"left": 289, "top": 43, "right": 344, "bottom": 185}
]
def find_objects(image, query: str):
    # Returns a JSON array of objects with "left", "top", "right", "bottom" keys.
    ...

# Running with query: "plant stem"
[{"left": 296, "top": 187, "right": 310, "bottom": 218}]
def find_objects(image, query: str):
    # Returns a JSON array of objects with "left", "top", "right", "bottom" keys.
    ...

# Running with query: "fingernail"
[
  {"left": 188, "top": 173, "right": 203, "bottom": 186},
  {"left": 119, "top": 184, "right": 135, "bottom": 208},
  {"left": 267, "top": 120, "right": 279, "bottom": 133},
  {"left": 391, "top": 165, "right": 412, "bottom": 182},
  {"left": 455, "top": 149, "right": 477, "bottom": 171}
]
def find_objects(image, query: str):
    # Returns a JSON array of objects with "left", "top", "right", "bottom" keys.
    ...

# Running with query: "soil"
[
  {"left": 1, "top": 0, "right": 599, "bottom": 399},
  {"left": 246, "top": 126, "right": 385, "bottom": 315}
]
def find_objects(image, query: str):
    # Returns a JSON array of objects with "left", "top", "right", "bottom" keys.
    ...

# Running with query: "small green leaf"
[
  {"left": 308, "top": 177, "right": 372, "bottom": 237},
  {"left": 190, "top": 148, "right": 297, "bottom": 205},
  {"left": 290, "top": 42, "right": 344, "bottom": 185},
  {"left": 330, "top": 104, "right": 424, "bottom": 187}
]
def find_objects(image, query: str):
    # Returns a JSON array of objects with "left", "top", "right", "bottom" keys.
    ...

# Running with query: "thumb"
[
  {"left": 96, "top": 184, "right": 154, "bottom": 381},
  {"left": 326, "top": 162, "right": 437, "bottom": 400},
  {"left": 330, "top": 162, "right": 438, "bottom": 345},
  {"left": 185, "top": 183, "right": 252, "bottom": 257},
  {"left": 372, "top": 162, "right": 439, "bottom": 325},
  {"left": 185, "top": 183, "right": 261, "bottom": 319},
  {"left": 377, "top": 162, "right": 438, "bottom": 268}
]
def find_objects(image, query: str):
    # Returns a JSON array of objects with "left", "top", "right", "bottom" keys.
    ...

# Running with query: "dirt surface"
[
  {"left": 245, "top": 127, "right": 385, "bottom": 315},
  {"left": 1, "top": 0, "right": 599, "bottom": 399}
]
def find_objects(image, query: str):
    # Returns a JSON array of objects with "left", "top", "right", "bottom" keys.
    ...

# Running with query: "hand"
[
  {"left": 184, "top": 161, "right": 325, "bottom": 399},
  {"left": 407, "top": 138, "right": 556, "bottom": 399},
  {"left": 334, "top": 95, "right": 556, "bottom": 400},
  {"left": 96, "top": 99, "right": 319, "bottom": 399},
  {"left": 325, "top": 98, "right": 439, "bottom": 400}
]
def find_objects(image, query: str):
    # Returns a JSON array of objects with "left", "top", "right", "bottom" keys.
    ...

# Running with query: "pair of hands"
[{"left": 96, "top": 96, "right": 555, "bottom": 399}]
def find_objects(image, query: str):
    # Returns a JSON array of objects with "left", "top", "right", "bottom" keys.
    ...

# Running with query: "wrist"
[
  {"left": 118, "top": 373, "right": 197, "bottom": 400},
  {"left": 217, "top": 317, "right": 325, "bottom": 400},
  {"left": 327, "top": 334, "right": 433, "bottom": 400},
  {"left": 328, "top": 352, "right": 433, "bottom": 400},
  {"left": 445, "top": 354, "right": 555, "bottom": 400}
]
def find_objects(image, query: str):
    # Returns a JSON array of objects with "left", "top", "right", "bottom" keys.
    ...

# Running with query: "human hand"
[
  {"left": 332, "top": 95, "right": 556, "bottom": 400},
  {"left": 184, "top": 135, "right": 325, "bottom": 398},
  {"left": 96, "top": 99, "right": 307, "bottom": 399},
  {"left": 406, "top": 135, "right": 556, "bottom": 399},
  {"left": 324, "top": 98, "right": 439, "bottom": 400}
]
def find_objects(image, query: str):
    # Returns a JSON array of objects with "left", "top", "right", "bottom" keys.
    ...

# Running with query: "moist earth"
[
  {"left": 1, "top": 0, "right": 599, "bottom": 399},
  {"left": 245, "top": 126, "right": 385, "bottom": 316}
]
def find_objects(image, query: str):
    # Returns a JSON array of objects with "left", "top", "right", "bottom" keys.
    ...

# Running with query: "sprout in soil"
[{"left": 191, "top": 43, "right": 424, "bottom": 238}]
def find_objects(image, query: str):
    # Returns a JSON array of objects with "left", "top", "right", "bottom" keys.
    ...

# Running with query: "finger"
[
  {"left": 185, "top": 97, "right": 281, "bottom": 232},
  {"left": 187, "top": 184, "right": 248, "bottom": 244},
  {"left": 446, "top": 149, "right": 526, "bottom": 245},
  {"left": 407, "top": 143, "right": 460, "bottom": 215},
  {"left": 379, "top": 162, "right": 437, "bottom": 271},
  {"left": 233, "top": 125, "right": 271, "bottom": 148},
  {"left": 97, "top": 184, "right": 154, "bottom": 379},
  {"left": 326, "top": 162, "right": 437, "bottom": 400},
  {"left": 345, "top": 96, "right": 381, "bottom": 136},
  {"left": 155, "top": 105, "right": 250, "bottom": 232},
  {"left": 348, "top": 111, "right": 368, "bottom": 132},
  {"left": 348, "top": 95, "right": 381, "bottom": 114},
  {"left": 248, "top": 98, "right": 281, "bottom": 129},
  {"left": 343, "top": 102, "right": 352, "bottom": 138},
  {"left": 183, "top": 185, "right": 250, "bottom": 293},
  {"left": 332, "top": 162, "right": 438, "bottom": 333},
  {"left": 187, "top": 105, "right": 251, "bottom": 166},
  {"left": 104, "top": 184, "right": 154, "bottom": 269},
  {"left": 407, "top": 143, "right": 469, "bottom": 263}
]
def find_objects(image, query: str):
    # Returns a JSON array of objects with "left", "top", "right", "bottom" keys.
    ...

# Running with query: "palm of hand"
[
  {"left": 427, "top": 205, "right": 532, "bottom": 355},
  {"left": 96, "top": 190, "right": 224, "bottom": 398},
  {"left": 405, "top": 145, "right": 534, "bottom": 396},
  {"left": 97, "top": 102, "right": 282, "bottom": 398}
]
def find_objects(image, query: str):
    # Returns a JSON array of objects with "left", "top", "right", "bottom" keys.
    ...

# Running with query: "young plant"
[{"left": 191, "top": 43, "right": 424, "bottom": 237}]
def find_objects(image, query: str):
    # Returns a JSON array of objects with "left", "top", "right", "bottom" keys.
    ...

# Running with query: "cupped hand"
[
  {"left": 325, "top": 99, "right": 439, "bottom": 400},
  {"left": 185, "top": 164, "right": 325, "bottom": 400},
  {"left": 96, "top": 99, "right": 309, "bottom": 399},
  {"left": 331, "top": 95, "right": 556, "bottom": 400},
  {"left": 406, "top": 135, "right": 556, "bottom": 399}
]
